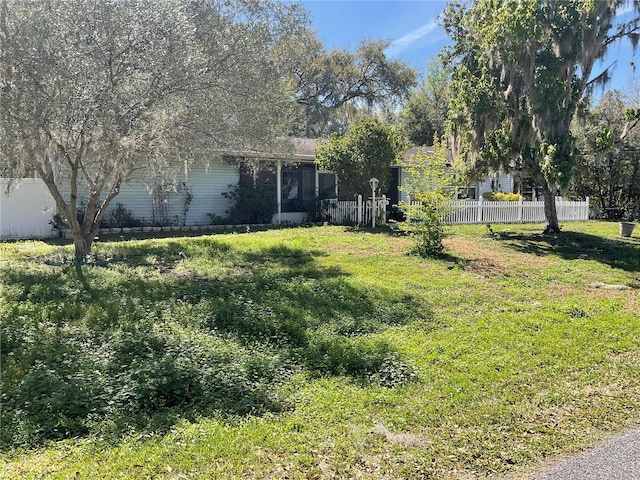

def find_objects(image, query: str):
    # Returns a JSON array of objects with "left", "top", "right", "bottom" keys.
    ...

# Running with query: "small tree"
[
  {"left": 314, "top": 118, "right": 407, "bottom": 199},
  {"left": 397, "top": 138, "right": 456, "bottom": 257}
]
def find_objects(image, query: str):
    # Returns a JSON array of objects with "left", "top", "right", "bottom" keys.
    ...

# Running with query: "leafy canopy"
[
  {"left": 444, "top": 0, "right": 640, "bottom": 232},
  {"left": 0, "top": 0, "right": 305, "bottom": 259},
  {"left": 571, "top": 90, "right": 640, "bottom": 214},
  {"left": 400, "top": 59, "right": 452, "bottom": 147},
  {"left": 290, "top": 36, "right": 416, "bottom": 137},
  {"left": 314, "top": 118, "right": 407, "bottom": 199}
]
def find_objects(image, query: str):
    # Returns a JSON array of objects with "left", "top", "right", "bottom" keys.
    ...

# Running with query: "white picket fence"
[
  {"left": 323, "top": 195, "right": 388, "bottom": 226},
  {"left": 323, "top": 195, "right": 590, "bottom": 226},
  {"left": 440, "top": 197, "right": 590, "bottom": 224}
]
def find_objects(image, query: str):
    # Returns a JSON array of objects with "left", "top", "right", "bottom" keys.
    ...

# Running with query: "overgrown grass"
[{"left": 1, "top": 221, "right": 639, "bottom": 479}]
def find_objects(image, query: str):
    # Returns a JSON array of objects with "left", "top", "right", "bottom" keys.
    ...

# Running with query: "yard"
[{"left": 1, "top": 222, "right": 639, "bottom": 479}]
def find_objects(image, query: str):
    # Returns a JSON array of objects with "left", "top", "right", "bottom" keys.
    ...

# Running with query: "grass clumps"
[
  {"left": 0, "top": 231, "right": 420, "bottom": 450},
  {"left": 2, "top": 223, "right": 640, "bottom": 479}
]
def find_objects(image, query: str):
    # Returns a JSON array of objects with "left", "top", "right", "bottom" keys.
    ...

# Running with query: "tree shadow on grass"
[
  {"left": 493, "top": 230, "right": 640, "bottom": 273},
  {"left": 0, "top": 238, "right": 434, "bottom": 449}
]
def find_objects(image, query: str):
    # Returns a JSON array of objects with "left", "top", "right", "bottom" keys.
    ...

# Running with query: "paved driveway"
[{"left": 533, "top": 428, "right": 640, "bottom": 480}]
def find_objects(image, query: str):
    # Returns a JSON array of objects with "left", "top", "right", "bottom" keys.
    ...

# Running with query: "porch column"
[{"left": 276, "top": 160, "right": 282, "bottom": 224}]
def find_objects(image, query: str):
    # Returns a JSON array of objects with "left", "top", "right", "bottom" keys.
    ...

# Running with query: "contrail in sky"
[{"left": 386, "top": 19, "right": 439, "bottom": 57}]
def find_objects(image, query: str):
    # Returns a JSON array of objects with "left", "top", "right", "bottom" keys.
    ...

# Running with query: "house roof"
[
  {"left": 402, "top": 145, "right": 436, "bottom": 161},
  {"left": 292, "top": 137, "right": 317, "bottom": 158},
  {"left": 221, "top": 137, "right": 317, "bottom": 162}
]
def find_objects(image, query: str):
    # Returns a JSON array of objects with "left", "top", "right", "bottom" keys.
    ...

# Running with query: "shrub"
[
  {"left": 482, "top": 192, "right": 521, "bottom": 202},
  {"left": 108, "top": 203, "right": 144, "bottom": 228},
  {"left": 223, "top": 183, "right": 277, "bottom": 224},
  {"left": 397, "top": 137, "right": 453, "bottom": 258},
  {"left": 397, "top": 197, "right": 447, "bottom": 258}
]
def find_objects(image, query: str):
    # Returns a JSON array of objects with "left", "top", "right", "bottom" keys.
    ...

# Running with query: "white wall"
[
  {"left": 479, "top": 172, "right": 514, "bottom": 194},
  {"left": 58, "top": 158, "right": 239, "bottom": 226},
  {"left": 1, "top": 178, "right": 57, "bottom": 240}
]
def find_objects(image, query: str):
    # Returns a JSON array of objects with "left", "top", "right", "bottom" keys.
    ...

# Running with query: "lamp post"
[{"left": 369, "top": 177, "right": 379, "bottom": 229}]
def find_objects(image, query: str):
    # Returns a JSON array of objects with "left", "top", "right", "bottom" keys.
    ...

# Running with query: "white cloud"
[{"left": 386, "top": 19, "right": 439, "bottom": 57}]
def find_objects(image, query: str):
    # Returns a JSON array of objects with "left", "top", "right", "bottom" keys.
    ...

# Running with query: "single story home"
[{"left": 2, "top": 139, "right": 523, "bottom": 239}]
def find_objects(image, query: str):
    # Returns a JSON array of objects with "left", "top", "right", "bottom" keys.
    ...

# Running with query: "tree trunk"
[
  {"left": 72, "top": 229, "right": 94, "bottom": 262},
  {"left": 542, "top": 184, "right": 561, "bottom": 234}
]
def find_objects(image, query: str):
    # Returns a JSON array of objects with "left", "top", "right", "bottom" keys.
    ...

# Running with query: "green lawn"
[{"left": 1, "top": 221, "right": 639, "bottom": 479}]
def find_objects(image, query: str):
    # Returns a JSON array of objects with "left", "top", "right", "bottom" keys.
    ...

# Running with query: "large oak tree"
[
  {"left": 444, "top": 0, "right": 640, "bottom": 233},
  {"left": 289, "top": 34, "right": 416, "bottom": 137}
]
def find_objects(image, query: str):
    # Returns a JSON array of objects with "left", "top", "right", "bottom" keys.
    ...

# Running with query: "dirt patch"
[
  {"left": 370, "top": 424, "right": 431, "bottom": 448},
  {"left": 445, "top": 237, "right": 553, "bottom": 279},
  {"left": 590, "top": 282, "right": 632, "bottom": 291}
]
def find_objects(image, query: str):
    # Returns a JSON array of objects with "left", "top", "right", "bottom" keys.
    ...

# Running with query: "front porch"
[{"left": 239, "top": 160, "right": 337, "bottom": 224}]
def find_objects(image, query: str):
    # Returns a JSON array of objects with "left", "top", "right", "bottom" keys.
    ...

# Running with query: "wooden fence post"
[
  {"left": 477, "top": 196, "right": 483, "bottom": 223},
  {"left": 357, "top": 194, "right": 363, "bottom": 226}
]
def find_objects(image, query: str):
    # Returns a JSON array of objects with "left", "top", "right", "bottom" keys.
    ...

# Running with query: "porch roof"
[{"left": 220, "top": 138, "right": 317, "bottom": 163}]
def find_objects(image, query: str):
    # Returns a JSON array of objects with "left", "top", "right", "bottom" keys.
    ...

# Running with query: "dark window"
[{"left": 318, "top": 173, "right": 336, "bottom": 198}]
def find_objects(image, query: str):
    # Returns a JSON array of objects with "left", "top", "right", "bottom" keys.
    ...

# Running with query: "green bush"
[
  {"left": 407, "top": 221, "right": 445, "bottom": 258},
  {"left": 398, "top": 200, "right": 446, "bottom": 258},
  {"left": 108, "top": 203, "right": 144, "bottom": 228},
  {"left": 223, "top": 183, "right": 277, "bottom": 224}
]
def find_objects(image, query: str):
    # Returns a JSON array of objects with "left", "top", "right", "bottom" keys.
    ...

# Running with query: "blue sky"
[
  {"left": 301, "top": 0, "right": 640, "bottom": 99},
  {"left": 302, "top": 0, "right": 449, "bottom": 76}
]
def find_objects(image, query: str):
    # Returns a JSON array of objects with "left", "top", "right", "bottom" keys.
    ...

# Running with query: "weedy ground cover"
[{"left": 1, "top": 222, "right": 639, "bottom": 479}]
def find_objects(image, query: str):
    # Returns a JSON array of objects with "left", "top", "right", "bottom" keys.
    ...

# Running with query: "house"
[
  {"left": 230, "top": 138, "right": 336, "bottom": 224},
  {"left": 2, "top": 139, "right": 520, "bottom": 240},
  {"left": 58, "top": 138, "right": 337, "bottom": 227},
  {"left": 393, "top": 145, "right": 515, "bottom": 205}
]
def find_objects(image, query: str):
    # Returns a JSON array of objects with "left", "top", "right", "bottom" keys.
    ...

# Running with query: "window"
[
  {"left": 318, "top": 173, "right": 336, "bottom": 198},
  {"left": 282, "top": 171, "right": 300, "bottom": 200}
]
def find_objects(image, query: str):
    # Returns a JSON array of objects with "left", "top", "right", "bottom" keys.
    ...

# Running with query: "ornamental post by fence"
[
  {"left": 585, "top": 197, "right": 590, "bottom": 219},
  {"left": 477, "top": 196, "right": 483, "bottom": 223},
  {"left": 518, "top": 196, "right": 524, "bottom": 223},
  {"left": 379, "top": 194, "right": 389, "bottom": 225},
  {"left": 369, "top": 177, "right": 379, "bottom": 228},
  {"left": 357, "top": 194, "right": 363, "bottom": 225}
]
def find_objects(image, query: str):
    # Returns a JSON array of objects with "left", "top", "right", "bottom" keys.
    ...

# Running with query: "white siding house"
[
  {"left": 396, "top": 146, "right": 515, "bottom": 204},
  {"left": 94, "top": 159, "right": 239, "bottom": 226}
]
